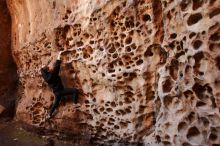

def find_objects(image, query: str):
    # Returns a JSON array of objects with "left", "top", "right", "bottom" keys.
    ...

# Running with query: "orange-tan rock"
[
  {"left": 6, "top": 0, "right": 220, "bottom": 145},
  {"left": 0, "top": 0, "right": 17, "bottom": 117}
]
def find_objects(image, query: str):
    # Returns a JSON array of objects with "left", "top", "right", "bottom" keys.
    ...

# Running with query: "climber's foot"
[{"left": 46, "top": 114, "right": 52, "bottom": 120}]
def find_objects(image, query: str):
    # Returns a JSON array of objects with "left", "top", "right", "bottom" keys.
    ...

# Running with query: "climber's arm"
[
  {"left": 53, "top": 51, "right": 63, "bottom": 75},
  {"left": 41, "top": 67, "right": 51, "bottom": 82},
  {"left": 57, "top": 51, "right": 62, "bottom": 60}
]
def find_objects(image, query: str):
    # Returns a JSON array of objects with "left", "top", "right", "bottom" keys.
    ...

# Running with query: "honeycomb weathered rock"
[{"left": 7, "top": 0, "right": 220, "bottom": 145}]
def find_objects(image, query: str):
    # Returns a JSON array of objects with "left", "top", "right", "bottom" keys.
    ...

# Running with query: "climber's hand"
[
  {"left": 38, "top": 65, "right": 44, "bottom": 73},
  {"left": 41, "top": 65, "right": 46, "bottom": 69},
  {"left": 58, "top": 50, "right": 63, "bottom": 54},
  {"left": 57, "top": 51, "right": 63, "bottom": 60}
]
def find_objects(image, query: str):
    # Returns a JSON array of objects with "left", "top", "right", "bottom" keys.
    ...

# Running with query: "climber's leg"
[
  {"left": 60, "top": 88, "right": 79, "bottom": 104},
  {"left": 49, "top": 93, "right": 62, "bottom": 117}
]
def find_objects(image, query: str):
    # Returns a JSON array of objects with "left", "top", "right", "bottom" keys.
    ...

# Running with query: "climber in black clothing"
[{"left": 41, "top": 51, "right": 80, "bottom": 119}]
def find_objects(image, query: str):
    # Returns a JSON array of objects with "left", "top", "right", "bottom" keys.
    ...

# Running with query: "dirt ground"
[{"left": 0, "top": 118, "right": 90, "bottom": 146}]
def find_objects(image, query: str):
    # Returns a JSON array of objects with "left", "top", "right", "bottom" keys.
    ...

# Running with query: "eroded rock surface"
[
  {"left": 7, "top": 0, "right": 220, "bottom": 145},
  {"left": 0, "top": 0, "right": 17, "bottom": 118}
]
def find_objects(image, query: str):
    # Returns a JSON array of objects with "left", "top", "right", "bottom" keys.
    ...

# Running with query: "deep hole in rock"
[
  {"left": 210, "top": 32, "right": 220, "bottom": 41},
  {"left": 178, "top": 122, "right": 187, "bottom": 132},
  {"left": 170, "top": 33, "right": 177, "bottom": 39},
  {"left": 193, "top": 51, "right": 204, "bottom": 63},
  {"left": 192, "top": 82, "right": 205, "bottom": 99},
  {"left": 188, "top": 112, "right": 196, "bottom": 122},
  {"left": 144, "top": 48, "right": 153, "bottom": 57},
  {"left": 212, "top": 144, "right": 220, "bottom": 146},
  {"left": 162, "top": 79, "right": 172, "bottom": 93},
  {"left": 182, "top": 142, "right": 192, "bottom": 146},
  {"left": 200, "top": 117, "right": 209, "bottom": 127},
  {"left": 209, "top": 0, "right": 217, "bottom": 6},
  {"left": 163, "top": 95, "right": 173, "bottom": 108},
  {"left": 169, "top": 59, "right": 179, "bottom": 80},
  {"left": 187, "top": 126, "right": 200, "bottom": 141},
  {"left": 193, "top": 40, "right": 202, "bottom": 49},
  {"left": 136, "top": 59, "right": 143, "bottom": 65},
  {"left": 142, "top": 14, "right": 151, "bottom": 21},
  {"left": 196, "top": 101, "right": 206, "bottom": 107},
  {"left": 209, "top": 8, "right": 220, "bottom": 18},
  {"left": 180, "top": 0, "right": 191, "bottom": 11},
  {"left": 192, "top": 0, "right": 203, "bottom": 10},
  {"left": 187, "top": 13, "right": 202, "bottom": 26},
  {"left": 125, "top": 37, "right": 132, "bottom": 44},
  {"left": 215, "top": 56, "right": 220, "bottom": 70},
  {"left": 209, "top": 133, "right": 218, "bottom": 141},
  {"left": 189, "top": 32, "right": 196, "bottom": 39},
  {"left": 109, "top": 46, "right": 116, "bottom": 53}
]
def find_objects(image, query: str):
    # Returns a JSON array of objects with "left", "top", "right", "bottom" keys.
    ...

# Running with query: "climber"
[{"left": 41, "top": 51, "right": 80, "bottom": 119}]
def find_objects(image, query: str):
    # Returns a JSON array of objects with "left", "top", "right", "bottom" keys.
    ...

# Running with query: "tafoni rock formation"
[{"left": 5, "top": 0, "right": 220, "bottom": 145}]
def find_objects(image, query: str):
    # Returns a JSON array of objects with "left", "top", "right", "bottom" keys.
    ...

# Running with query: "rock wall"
[
  {"left": 0, "top": 0, "right": 17, "bottom": 117},
  {"left": 7, "top": 0, "right": 220, "bottom": 145}
]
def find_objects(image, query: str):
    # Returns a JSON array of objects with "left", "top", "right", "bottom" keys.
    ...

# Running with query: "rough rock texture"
[
  {"left": 0, "top": 0, "right": 17, "bottom": 117},
  {"left": 7, "top": 0, "right": 220, "bottom": 145}
]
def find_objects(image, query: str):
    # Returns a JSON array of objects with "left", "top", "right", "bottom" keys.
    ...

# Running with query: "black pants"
[{"left": 49, "top": 88, "right": 78, "bottom": 116}]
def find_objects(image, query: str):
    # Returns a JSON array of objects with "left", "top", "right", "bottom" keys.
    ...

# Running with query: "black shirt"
[{"left": 41, "top": 60, "right": 64, "bottom": 92}]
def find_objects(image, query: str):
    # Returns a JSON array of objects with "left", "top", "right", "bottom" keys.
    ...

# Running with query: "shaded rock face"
[
  {"left": 7, "top": 0, "right": 220, "bottom": 145},
  {"left": 0, "top": 0, "right": 17, "bottom": 117}
]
